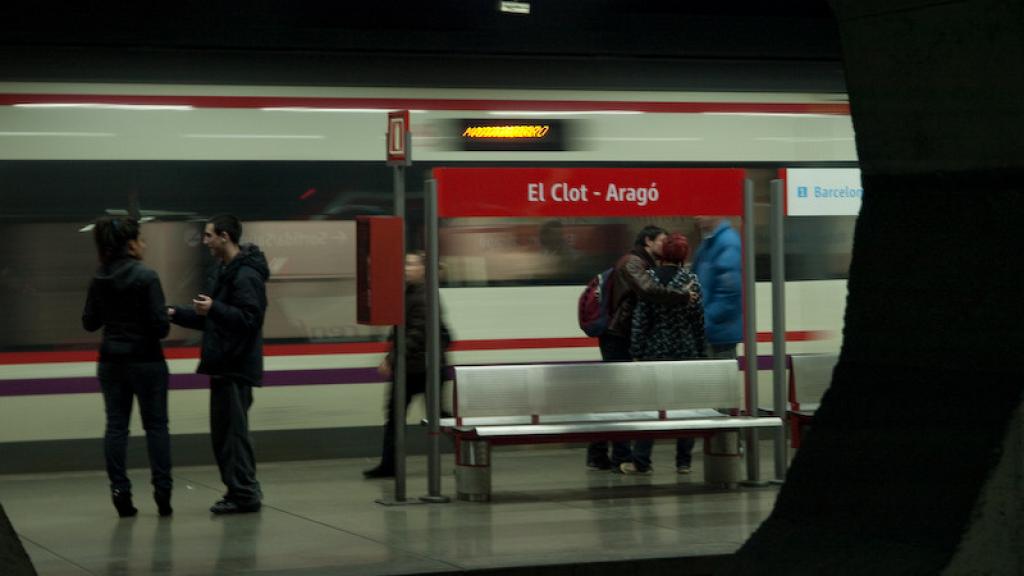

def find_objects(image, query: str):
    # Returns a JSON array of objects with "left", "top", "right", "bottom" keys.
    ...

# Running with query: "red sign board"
[
  {"left": 387, "top": 110, "right": 410, "bottom": 165},
  {"left": 434, "top": 168, "right": 744, "bottom": 218},
  {"left": 356, "top": 216, "right": 404, "bottom": 325}
]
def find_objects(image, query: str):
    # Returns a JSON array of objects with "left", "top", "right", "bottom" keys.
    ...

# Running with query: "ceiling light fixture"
[{"left": 498, "top": 1, "right": 530, "bottom": 15}]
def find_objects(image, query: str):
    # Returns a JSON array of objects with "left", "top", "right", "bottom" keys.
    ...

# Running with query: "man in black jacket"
[{"left": 169, "top": 214, "right": 269, "bottom": 514}]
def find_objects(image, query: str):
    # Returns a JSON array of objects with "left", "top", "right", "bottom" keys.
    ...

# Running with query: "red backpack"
[{"left": 577, "top": 267, "right": 614, "bottom": 337}]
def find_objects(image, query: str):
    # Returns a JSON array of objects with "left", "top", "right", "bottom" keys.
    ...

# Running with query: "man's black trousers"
[{"left": 210, "top": 376, "right": 262, "bottom": 505}]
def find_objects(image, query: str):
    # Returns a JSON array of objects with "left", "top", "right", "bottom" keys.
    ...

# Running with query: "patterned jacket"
[{"left": 630, "top": 266, "right": 706, "bottom": 360}]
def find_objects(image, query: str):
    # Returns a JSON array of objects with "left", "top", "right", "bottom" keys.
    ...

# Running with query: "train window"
[
  {"left": 758, "top": 215, "right": 857, "bottom": 281},
  {"left": 749, "top": 168, "right": 856, "bottom": 281},
  {"left": 0, "top": 160, "right": 854, "bottom": 352},
  {"left": 440, "top": 217, "right": 700, "bottom": 286},
  {"left": 0, "top": 160, "right": 406, "bottom": 351}
]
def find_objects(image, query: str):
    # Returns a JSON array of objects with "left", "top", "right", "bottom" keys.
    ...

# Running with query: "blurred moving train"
[{"left": 0, "top": 82, "right": 856, "bottom": 467}]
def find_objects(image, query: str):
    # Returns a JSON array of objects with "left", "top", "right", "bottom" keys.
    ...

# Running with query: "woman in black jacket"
[{"left": 82, "top": 217, "right": 172, "bottom": 517}]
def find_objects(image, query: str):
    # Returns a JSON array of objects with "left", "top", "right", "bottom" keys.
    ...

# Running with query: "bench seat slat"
[
  {"left": 790, "top": 354, "right": 836, "bottom": 408},
  {"left": 664, "top": 408, "right": 730, "bottom": 419},
  {"left": 442, "top": 415, "right": 533, "bottom": 427},
  {"left": 454, "top": 359, "right": 741, "bottom": 419},
  {"left": 441, "top": 408, "right": 731, "bottom": 429},
  {"left": 463, "top": 417, "right": 782, "bottom": 437}
]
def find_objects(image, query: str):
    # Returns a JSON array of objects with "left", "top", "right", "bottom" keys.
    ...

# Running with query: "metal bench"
[
  {"left": 440, "top": 359, "right": 783, "bottom": 501},
  {"left": 787, "top": 353, "right": 838, "bottom": 449}
]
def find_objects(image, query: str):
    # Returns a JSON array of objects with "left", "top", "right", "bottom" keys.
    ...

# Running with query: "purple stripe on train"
[{"left": 0, "top": 357, "right": 794, "bottom": 397}]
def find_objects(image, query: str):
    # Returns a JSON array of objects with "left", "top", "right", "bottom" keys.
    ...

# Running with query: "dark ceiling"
[{"left": 1, "top": 1, "right": 845, "bottom": 92}]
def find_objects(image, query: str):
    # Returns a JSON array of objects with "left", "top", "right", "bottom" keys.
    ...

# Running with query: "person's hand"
[
  {"left": 166, "top": 306, "right": 175, "bottom": 317},
  {"left": 192, "top": 294, "right": 212, "bottom": 316},
  {"left": 683, "top": 281, "right": 699, "bottom": 303},
  {"left": 377, "top": 358, "right": 392, "bottom": 379}
]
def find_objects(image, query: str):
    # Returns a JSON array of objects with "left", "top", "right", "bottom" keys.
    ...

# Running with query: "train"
[{"left": 0, "top": 82, "right": 856, "bottom": 464}]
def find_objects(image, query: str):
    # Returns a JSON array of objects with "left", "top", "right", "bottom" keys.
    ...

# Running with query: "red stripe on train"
[
  {"left": 757, "top": 330, "right": 829, "bottom": 343},
  {"left": 0, "top": 331, "right": 831, "bottom": 365},
  {"left": 0, "top": 94, "right": 851, "bottom": 115},
  {"left": 450, "top": 337, "right": 598, "bottom": 351}
]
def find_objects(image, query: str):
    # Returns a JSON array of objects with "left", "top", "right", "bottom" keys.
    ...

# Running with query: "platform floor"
[{"left": 1, "top": 443, "right": 782, "bottom": 575}]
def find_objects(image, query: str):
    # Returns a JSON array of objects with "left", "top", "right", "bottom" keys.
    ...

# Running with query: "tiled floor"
[{"left": 1, "top": 443, "right": 782, "bottom": 575}]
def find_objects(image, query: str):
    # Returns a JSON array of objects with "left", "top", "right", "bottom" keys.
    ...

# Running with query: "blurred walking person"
[{"left": 364, "top": 251, "right": 452, "bottom": 478}]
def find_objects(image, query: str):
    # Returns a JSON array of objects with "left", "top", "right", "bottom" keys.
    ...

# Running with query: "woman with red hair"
[{"left": 622, "top": 232, "right": 706, "bottom": 475}]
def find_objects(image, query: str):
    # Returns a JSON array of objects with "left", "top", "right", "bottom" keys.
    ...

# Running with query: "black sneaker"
[
  {"left": 154, "top": 490, "right": 173, "bottom": 517},
  {"left": 210, "top": 499, "right": 261, "bottom": 515},
  {"left": 362, "top": 465, "right": 395, "bottom": 479},
  {"left": 112, "top": 489, "right": 138, "bottom": 518},
  {"left": 586, "top": 460, "right": 612, "bottom": 471}
]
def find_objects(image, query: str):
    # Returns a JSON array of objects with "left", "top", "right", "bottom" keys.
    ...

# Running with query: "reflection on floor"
[{"left": 1, "top": 443, "right": 782, "bottom": 575}]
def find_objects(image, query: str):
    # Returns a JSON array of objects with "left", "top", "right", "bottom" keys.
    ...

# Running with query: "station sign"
[
  {"left": 387, "top": 110, "right": 411, "bottom": 166},
  {"left": 434, "top": 167, "right": 745, "bottom": 218},
  {"left": 356, "top": 216, "right": 404, "bottom": 325},
  {"left": 784, "top": 168, "right": 862, "bottom": 216}
]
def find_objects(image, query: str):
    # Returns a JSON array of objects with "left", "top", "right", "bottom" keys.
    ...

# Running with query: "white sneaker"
[
  {"left": 676, "top": 465, "right": 692, "bottom": 475},
  {"left": 619, "top": 462, "right": 653, "bottom": 476}
]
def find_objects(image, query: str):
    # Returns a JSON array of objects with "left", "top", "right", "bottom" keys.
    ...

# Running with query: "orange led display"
[{"left": 462, "top": 125, "right": 551, "bottom": 139}]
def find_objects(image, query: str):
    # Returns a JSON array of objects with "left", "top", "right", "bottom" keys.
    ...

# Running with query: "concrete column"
[{"left": 722, "top": 1, "right": 1024, "bottom": 573}]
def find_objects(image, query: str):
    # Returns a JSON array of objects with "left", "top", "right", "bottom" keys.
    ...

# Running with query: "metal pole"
[
  {"left": 394, "top": 164, "right": 405, "bottom": 233},
  {"left": 421, "top": 178, "right": 449, "bottom": 503},
  {"left": 392, "top": 165, "right": 407, "bottom": 502},
  {"left": 742, "top": 178, "right": 762, "bottom": 483},
  {"left": 770, "top": 179, "right": 789, "bottom": 482}
]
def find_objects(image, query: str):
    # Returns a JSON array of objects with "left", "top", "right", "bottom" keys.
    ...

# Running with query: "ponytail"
[{"left": 93, "top": 216, "right": 140, "bottom": 265}]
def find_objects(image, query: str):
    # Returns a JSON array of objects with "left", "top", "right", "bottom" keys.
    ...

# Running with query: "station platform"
[{"left": 1, "top": 443, "right": 782, "bottom": 575}]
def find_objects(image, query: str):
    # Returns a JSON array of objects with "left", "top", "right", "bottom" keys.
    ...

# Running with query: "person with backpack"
[
  {"left": 626, "top": 232, "right": 707, "bottom": 475},
  {"left": 582, "top": 225, "right": 695, "bottom": 473}
]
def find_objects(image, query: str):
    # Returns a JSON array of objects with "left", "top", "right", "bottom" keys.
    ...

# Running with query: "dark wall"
[
  {"left": 0, "top": 1, "right": 845, "bottom": 91},
  {"left": 3, "top": 2, "right": 838, "bottom": 58}
]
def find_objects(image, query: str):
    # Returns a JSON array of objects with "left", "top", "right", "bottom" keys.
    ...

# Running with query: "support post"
[
  {"left": 770, "top": 178, "right": 789, "bottom": 482},
  {"left": 392, "top": 165, "right": 407, "bottom": 501},
  {"left": 376, "top": 125, "right": 417, "bottom": 507},
  {"left": 742, "top": 178, "right": 764, "bottom": 484},
  {"left": 422, "top": 178, "right": 449, "bottom": 503}
]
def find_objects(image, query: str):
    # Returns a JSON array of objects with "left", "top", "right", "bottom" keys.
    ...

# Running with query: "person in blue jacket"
[{"left": 692, "top": 217, "right": 743, "bottom": 359}]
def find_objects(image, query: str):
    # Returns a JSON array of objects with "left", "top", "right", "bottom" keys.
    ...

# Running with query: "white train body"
[{"left": 0, "top": 83, "right": 855, "bottom": 448}]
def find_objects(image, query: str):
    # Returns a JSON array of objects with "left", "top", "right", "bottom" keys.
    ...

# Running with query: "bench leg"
[
  {"left": 704, "top": 431, "right": 742, "bottom": 488},
  {"left": 455, "top": 439, "right": 492, "bottom": 502},
  {"left": 790, "top": 416, "right": 802, "bottom": 449}
]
